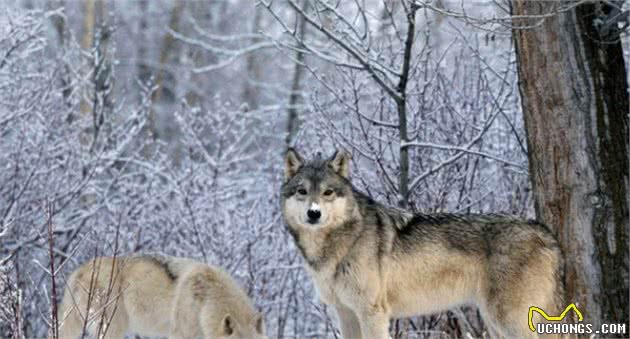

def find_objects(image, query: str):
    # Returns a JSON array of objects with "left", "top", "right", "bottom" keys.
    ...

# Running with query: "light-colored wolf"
[
  {"left": 57, "top": 254, "right": 267, "bottom": 339},
  {"left": 281, "top": 149, "right": 565, "bottom": 339}
]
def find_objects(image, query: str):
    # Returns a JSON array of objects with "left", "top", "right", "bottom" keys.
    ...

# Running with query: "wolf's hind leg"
[
  {"left": 169, "top": 297, "right": 198, "bottom": 339},
  {"left": 57, "top": 303, "right": 83, "bottom": 339},
  {"left": 92, "top": 299, "right": 129, "bottom": 339},
  {"left": 58, "top": 298, "right": 128, "bottom": 339},
  {"left": 335, "top": 304, "right": 362, "bottom": 339},
  {"left": 169, "top": 269, "right": 203, "bottom": 339},
  {"left": 356, "top": 305, "right": 389, "bottom": 339},
  {"left": 482, "top": 275, "right": 562, "bottom": 339},
  {"left": 57, "top": 284, "right": 90, "bottom": 339}
]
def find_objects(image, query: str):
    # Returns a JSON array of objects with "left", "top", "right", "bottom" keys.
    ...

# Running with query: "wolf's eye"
[
  {"left": 297, "top": 188, "right": 307, "bottom": 195},
  {"left": 323, "top": 189, "right": 334, "bottom": 196}
]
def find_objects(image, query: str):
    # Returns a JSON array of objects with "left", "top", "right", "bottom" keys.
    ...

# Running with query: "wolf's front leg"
[
  {"left": 169, "top": 285, "right": 199, "bottom": 339},
  {"left": 357, "top": 306, "right": 390, "bottom": 339},
  {"left": 335, "top": 304, "right": 362, "bottom": 339}
]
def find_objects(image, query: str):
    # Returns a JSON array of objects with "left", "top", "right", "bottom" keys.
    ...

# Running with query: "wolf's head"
[{"left": 281, "top": 148, "right": 356, "bottom": 231}]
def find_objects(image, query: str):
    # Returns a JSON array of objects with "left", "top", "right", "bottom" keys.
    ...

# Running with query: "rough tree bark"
[{"left": 512, "top": 1, "right": 628, "bottom": 331}]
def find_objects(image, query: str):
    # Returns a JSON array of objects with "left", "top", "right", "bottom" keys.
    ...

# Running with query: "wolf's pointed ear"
[
  {"left": 328, "top": 149, "right": 351, "bottom": 178},
  {"left": 222, "top": 314, "right": 237, "bottom": 335},
  {"left": 284, "top": 148, "right": 304, "bottom": 181},
  {"left": 254, "top": 313, "right": 265, "bottom": 334}
]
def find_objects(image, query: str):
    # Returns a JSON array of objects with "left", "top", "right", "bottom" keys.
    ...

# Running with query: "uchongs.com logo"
[{"left": 528, "top": 303, "right": 627, "bottom": 336}]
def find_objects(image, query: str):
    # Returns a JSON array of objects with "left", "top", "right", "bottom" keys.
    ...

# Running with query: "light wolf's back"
[
  {"left": 130, "top": 253, "right": 199, "bottom": 280},
  {"left": 57, "top": 255, "right": 265, "bottom": 339},
  {"left": 58, "top": 255, "right": 177, "bottom": 338}
]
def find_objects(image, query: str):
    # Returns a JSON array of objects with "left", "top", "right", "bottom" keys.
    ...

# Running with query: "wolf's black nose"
[{"left": 307, "top": 209, "right": 321, "bottom": 222}]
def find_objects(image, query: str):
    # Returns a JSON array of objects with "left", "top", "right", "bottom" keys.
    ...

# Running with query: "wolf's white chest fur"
[
  {"left": 307, "top": 253, "right": 376, "bottom": 311},
  {"left": 307, "top": 264, "right": 341, "bottom": 305}
]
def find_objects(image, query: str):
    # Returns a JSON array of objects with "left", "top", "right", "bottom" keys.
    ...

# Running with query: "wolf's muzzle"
[{"left": 307, "top": 209, "right": 321, "bottom": 223}]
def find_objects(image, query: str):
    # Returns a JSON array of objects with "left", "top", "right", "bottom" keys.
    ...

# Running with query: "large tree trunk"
[{"left": 512, "top": 1, "right": 628, "bottom": 332}]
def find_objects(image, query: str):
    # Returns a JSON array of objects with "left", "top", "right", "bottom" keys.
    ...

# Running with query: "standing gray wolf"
[
  {"left": 281, "top": 149, "right": 565, "bottom": 339},
  {"left": 57, "top": 254, "right": 267, "bottom": 339}
]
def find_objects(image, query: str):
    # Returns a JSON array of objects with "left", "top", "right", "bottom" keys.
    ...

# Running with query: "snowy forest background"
[{"left": 0, "top": 0, "right": 627, "bottom": 338}]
